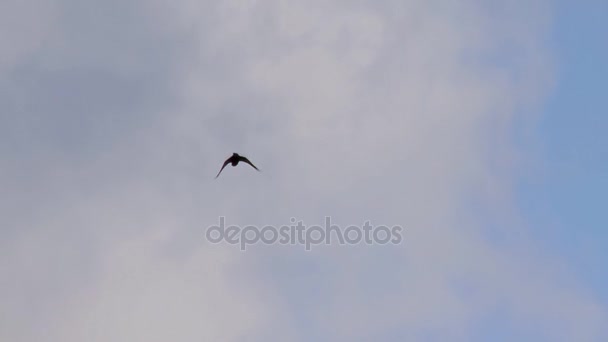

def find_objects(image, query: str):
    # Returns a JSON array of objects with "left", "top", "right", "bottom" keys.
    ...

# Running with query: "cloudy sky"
[{"left": 1, "top": 0, "right": 606, "bottom": 341}]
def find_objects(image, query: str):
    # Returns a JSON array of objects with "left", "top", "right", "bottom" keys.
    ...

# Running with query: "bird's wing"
[
  {"left": 215, "top": 158, "right": 231, "bottom": 178},
  {"left": 238, "top": 156, "right": 260, "bottom": 171}
]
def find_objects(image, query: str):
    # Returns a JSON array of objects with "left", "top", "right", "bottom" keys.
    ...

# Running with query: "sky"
[
  {"left": 1, "top": 0, "right": 607, "bottom": 341},
  {"left": 516, "top": 0, "right": 608, "bottom": 308}
]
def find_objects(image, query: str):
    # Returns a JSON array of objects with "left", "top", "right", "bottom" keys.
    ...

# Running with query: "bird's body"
[{"left": 215, "top": 153, "right": 260, "bottom": 178}]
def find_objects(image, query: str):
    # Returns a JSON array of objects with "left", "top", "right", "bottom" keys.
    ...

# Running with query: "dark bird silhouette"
[{"left": 215, "top": 153, "right": 260, "bottom": 178}]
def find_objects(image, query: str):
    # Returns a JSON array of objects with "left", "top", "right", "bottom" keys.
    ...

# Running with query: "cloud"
[{"left": 1, "top": 0, "right": 605, "bottom": 341}]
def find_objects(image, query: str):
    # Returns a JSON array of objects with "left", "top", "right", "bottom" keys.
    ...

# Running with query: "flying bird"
[{"left": 215, "top": 153, "right": 260, "bottom": 178}]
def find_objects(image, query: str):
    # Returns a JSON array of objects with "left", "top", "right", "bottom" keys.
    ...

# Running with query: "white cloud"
[{"left": 1, "top": 0, "right": 605, "bottom": 341}]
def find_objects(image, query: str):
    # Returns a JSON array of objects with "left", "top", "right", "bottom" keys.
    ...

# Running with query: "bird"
[{"left": 215, "top": 153, "right": 260, "bottom": 178}]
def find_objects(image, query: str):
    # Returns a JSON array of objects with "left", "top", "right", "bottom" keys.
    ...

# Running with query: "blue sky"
[
  {"left": 518, "top": 0, "right": 608, "bottom": 306},
  {"left": 1, "top": 0, "right": 607, "bottom": 341}
]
